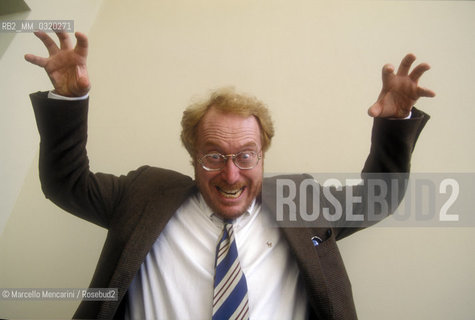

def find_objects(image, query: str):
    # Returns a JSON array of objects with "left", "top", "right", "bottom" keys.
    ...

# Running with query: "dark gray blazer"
[{"left": 31, "top": 91, "right": 429, "bottom": 319}]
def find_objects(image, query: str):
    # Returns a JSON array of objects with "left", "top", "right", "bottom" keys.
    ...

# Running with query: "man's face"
[{"left": 194, "top": 107, "right": 263, "bottom": 220}]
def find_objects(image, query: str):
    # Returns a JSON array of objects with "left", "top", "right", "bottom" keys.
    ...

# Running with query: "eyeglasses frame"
[{"left": 198, "top": 150, "right": 262, "bottom": 171}]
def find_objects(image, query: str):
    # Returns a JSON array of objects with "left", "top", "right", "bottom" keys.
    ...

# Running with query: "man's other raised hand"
[
  {"left": 25, "top": 31, "right": 90, "bottom": 97},
  {"left": 368, "top": 53, "right": 436, "bottom": 118}
]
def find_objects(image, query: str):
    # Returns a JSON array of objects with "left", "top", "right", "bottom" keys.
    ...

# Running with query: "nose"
[{"left": 221, "top": 157, "right": 240, "bottom": 184}]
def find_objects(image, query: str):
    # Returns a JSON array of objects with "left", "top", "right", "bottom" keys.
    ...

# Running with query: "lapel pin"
[{"left": 311, "top": 236, "right": 323, "bottom": 246}]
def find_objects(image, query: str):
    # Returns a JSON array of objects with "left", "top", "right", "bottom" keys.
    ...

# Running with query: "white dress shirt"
[{"left": 125, "top": 192, "right": 308, "bottom": 320}]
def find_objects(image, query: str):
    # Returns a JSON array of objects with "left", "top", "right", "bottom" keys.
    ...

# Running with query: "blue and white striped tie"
[{"left": 212, "top": 222, "right": 250, "bottom": 320}]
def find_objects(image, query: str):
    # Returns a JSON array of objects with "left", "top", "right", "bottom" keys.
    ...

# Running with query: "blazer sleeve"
[
  {"left": 30, "top": 91, "right": 149, "bottom": 229},
  {"left": 363, "top": 108, "right": 429, "bottom": 173},
  {"left": 331, "top": 107, "right": 430, "bottom": 240}
]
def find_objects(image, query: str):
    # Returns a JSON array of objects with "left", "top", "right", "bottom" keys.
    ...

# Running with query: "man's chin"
[{"left": 213, "top": 204, "right": 249, "bottom": 220}]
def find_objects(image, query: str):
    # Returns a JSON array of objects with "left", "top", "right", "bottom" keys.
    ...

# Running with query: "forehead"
[{"left": 197, "top": 107, "right": 262, "bottom": 150}]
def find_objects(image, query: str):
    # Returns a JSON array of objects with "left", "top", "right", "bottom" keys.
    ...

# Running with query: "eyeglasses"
[{"left": 198, "top": 151, "right": 262, "bottom": 171}]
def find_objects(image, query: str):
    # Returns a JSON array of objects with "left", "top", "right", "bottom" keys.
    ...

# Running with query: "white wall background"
[{"left": 1, "top": 0, "right": 474, "bottom": 318}]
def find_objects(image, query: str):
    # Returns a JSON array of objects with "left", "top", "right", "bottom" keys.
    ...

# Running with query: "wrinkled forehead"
[{"left": 197, "top": 107, "right": 262, "bottom": 151}]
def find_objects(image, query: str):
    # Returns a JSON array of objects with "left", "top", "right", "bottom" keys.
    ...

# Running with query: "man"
[{"left": 26, "top": 31, "right": 434, "bottom": 319}]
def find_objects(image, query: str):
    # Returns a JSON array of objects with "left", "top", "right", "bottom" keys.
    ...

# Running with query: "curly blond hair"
[{"left": 181, "top": 87, "right": 274, "bottom": 159}]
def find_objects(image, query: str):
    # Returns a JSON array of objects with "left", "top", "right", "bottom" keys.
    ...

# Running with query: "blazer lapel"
[
  {"left": 99, "top": 181, "right": 197, "bottom": 318},
  {"left": 262, "top": 175, "right": 335, "bottom": 319}
]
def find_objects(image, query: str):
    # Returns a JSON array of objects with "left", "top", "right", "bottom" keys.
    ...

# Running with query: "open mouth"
[{"left": 216, "top": 186, "right": 245, "bottom": 199}]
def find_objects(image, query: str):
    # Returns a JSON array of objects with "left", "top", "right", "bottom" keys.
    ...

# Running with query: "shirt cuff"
[
  {"left": 389, "top": 110, "right": 412, "bottom": 120},
  {"left": 48, "top": 91, "right": 89, "bottom": 101}
]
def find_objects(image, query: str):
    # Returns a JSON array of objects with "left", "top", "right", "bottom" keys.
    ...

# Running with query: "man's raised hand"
[
  {"left": 368, "top": 53, "right": 436, "bottom": 118},
  {"left": 25, "top": 31, "right": 90, "bottom": 97}
]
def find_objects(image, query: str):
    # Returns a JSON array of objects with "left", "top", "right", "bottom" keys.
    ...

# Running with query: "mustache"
[{"left": 215, "top": 183, "right": 246, "bottom": 190}]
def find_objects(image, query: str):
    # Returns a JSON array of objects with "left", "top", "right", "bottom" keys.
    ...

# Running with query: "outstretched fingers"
[
  {"left": 24, "top": 31, "right": 68, "bottom": 67},
  {"left": 55, "top": 31, "right": 73, "bottom": 50},
  {"left": 417, "top": 86, "right": 436, "bottom": 98},
  {"left": 33, "top": 31, "right": 59, "bottom": 56},
  {"left": 396, "top": 53, "right": 416, "bottom": 76},
  {"left": 397, "top": 53, "right": 436, "bottom": 98},
  {"left": 367, "top": 102, "right": 382, "bottom": 118},
  {"left": 381, "top": 63, "right": 395, "bottom": 90},
  {"left": 24, "top": 53, "right": 47, "bottom": 67},
  {"left": 74, "top": 32, "right": 88, "bottom": 57},
  {"left": 409, "top": 62, "right": 431, "bottom": 82}
]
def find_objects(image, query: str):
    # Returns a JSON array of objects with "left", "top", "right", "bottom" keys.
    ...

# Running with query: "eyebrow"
[{"left": 201, "top": 141, "right": 260, "bottom": 153}]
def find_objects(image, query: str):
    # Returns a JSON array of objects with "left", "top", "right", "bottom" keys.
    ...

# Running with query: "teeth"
[{"left": 217, "top": 187, "right": 244, "bottom": 198}]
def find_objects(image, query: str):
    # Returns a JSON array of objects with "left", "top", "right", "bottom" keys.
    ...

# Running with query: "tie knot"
[{"left": 223, "top": 220, "right": 234, "bottom": 234}]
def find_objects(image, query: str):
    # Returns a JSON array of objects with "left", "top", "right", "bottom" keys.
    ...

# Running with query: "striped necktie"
[{"left": 212, "top": 222, "right": 250, "bottom": 320}]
